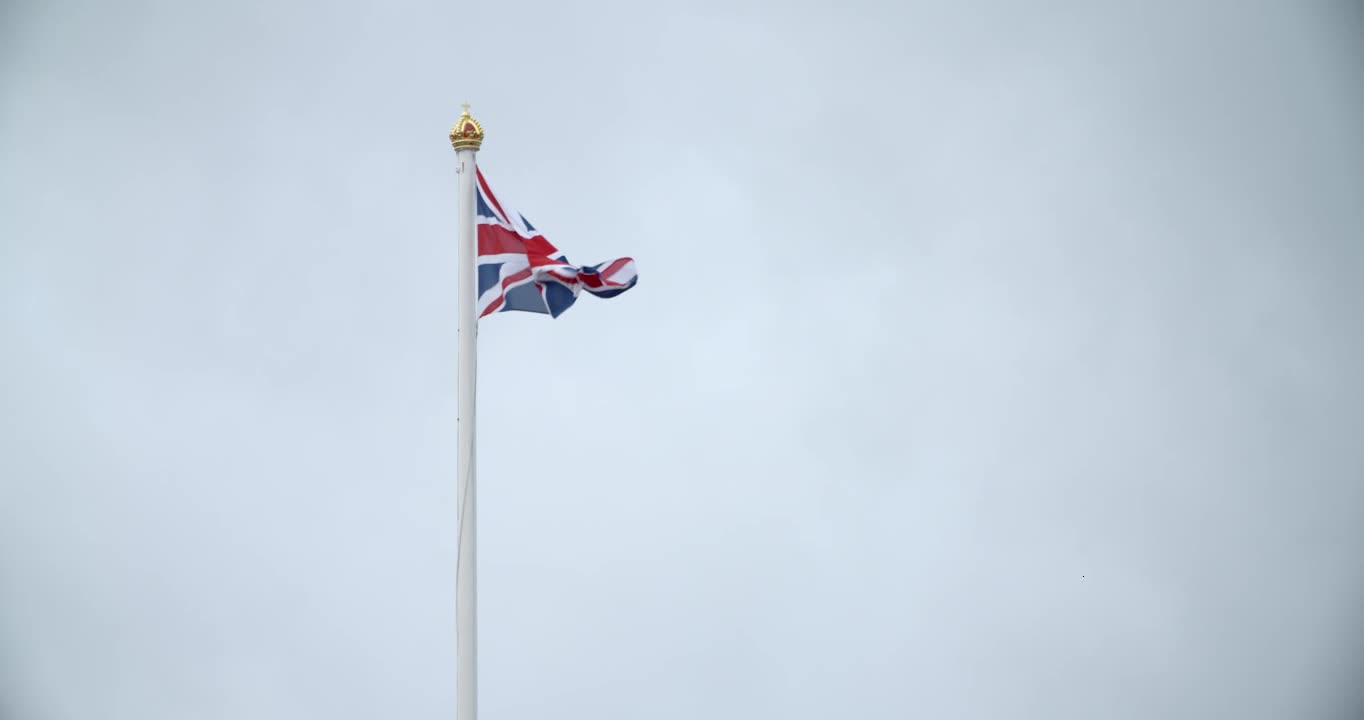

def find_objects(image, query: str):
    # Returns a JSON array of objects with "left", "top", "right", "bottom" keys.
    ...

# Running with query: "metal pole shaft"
[{"left": 455, "top": 145, "right": 479, "bottom": 720}]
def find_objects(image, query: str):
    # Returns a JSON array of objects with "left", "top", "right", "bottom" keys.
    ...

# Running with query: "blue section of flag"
[
  {"left": 477, "top": 264, "right": 502, "bottom": 297},
  {"left": 501, "top": 283, "right": 547, "bottom": 314},
  {"left": 543, "top": 282, "right": 577, "bottom": 318},
  {"left": 476, "top": 192, "right": 502, "bottom": 221}
]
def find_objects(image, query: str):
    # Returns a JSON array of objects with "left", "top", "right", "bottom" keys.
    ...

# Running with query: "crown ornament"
[{"left": 449, "top": 103, "right": 484, "bottom": 151}]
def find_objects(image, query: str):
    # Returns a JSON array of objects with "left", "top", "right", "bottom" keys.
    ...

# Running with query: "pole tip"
[{"left": 450, "top": 103, "right": 485, "bottom": 151}]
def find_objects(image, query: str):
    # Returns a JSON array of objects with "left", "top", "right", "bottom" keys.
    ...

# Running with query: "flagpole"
[{"left": 451, "top": 104, "right": 485, "bottom": 720}]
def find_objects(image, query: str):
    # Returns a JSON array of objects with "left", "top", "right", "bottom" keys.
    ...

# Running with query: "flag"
[{"left": 474, "top": 168, "right": 638, "bottom": 318}]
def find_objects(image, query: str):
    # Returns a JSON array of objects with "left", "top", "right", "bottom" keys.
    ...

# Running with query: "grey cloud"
[{"left": 2, "top": 1, "right": 1361, "bottom": 718}]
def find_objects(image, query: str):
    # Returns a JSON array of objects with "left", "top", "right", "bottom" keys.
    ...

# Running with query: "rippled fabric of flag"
[{"left": 474, "top": 169, "right": 638, "bottom": 318}]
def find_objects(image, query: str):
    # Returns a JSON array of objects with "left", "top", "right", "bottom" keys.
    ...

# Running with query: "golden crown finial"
[{"left": 450, "top": 103, "right": 484, "bottom": 151}]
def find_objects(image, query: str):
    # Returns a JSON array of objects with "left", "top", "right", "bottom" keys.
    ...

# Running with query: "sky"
[{"left": 2, "top": 0, "right": 1362, "bottom": 718}]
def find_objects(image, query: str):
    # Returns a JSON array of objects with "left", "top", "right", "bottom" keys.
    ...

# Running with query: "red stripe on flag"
[
  {"left": 477, "top": 225, "right": 527, "bottom": 256},
  {"left": 522, "top": 235, "right": 559, "bottom": 257},
  {"left": 500, "top": 267, "right": 533, "bottom": 290},
  {"left": 599, "top": 257, "right": 633, "bottom": 283}
]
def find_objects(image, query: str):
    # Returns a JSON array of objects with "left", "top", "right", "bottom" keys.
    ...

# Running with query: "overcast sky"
[{"left": 2, "top": 1, "right": 1362, "bottom": 718}]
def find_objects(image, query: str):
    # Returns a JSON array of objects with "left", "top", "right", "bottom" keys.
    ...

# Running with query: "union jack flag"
[{"left": 475, "top": 168, "right": 638, "bottom": 318}]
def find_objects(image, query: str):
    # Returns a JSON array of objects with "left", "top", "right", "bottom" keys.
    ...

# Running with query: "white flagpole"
[{"left": 451, "top": 104, "right": 484, "bottom": 720}]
